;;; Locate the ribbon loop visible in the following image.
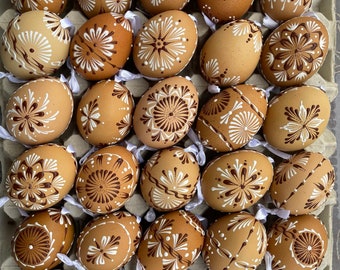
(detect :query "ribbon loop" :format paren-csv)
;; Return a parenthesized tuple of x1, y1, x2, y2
(265, 251, 273, 270)
(79, 146, 98, 166)
(201, 12, 216, 32)
(124, 10, 143, 37)
(57, 253, 85, 270)
(262, 14, 279, 29)
(0, 196, 10, 208)
(63, 194, 96, 217)
(0, 71, 27, 83)
(247, 138, 292, 160)
(0, 126, 17, 142)
(144, 207, 156, 223)
(184, 180, 204, 211)
(185, 129, 206, 166)
(207, 84, 221, 94)
(255, 203, 290, 222)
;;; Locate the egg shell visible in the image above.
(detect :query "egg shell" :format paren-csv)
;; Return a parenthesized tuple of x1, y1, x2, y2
(263, 86, 331, 152)
(77, 0, 132, 18)
(133, 10, 198, 78)
(267, 214, 328, 269)
(77, 211, 142, 270)
(196, 84, 267, 152)
(270, 151, 335, 215)
(5, 77, 73, 145)
(260, 16, 329, 87)
(202, 211, 267, 270)
(75, 145, 139, 214)
(5, 143, 77, 211)
(200, 19, 262, 87)
(12, 0, 68, 15)
(76, 80, 134, 146)
(0, 10, 71, 80)
(261, 0, 312, 21)
(197, 0, 253, 23)
(137, 210, 205, 270)
(201, 150, 273, 212)
(69, 12, 133, 81)
(140, 146, 200, 212)
(12, 208, 75, 270)
(140, 0, 190, 15)
(133, 76, 199, 149)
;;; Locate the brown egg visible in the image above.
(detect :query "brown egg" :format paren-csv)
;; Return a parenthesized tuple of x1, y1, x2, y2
(263, 86, 331, 152)
(75, 145, 139, 214)
(196, 84, 267, 152)
(261, 0, 312, 21)
(77, 211, 142, 270)
(267, 215, 328, 269)
(140, 146, 200, 212)
(201, 150, 273, 212)
(260, 16, 329, 87)
(140, 0, 190, 15)
(133, 10, 198, 78)
(5, 77, 73, 145)
(270, 151, 335, 215)
(133, 76, 199, 149)
(69, 12, 133, 81)
(76, 80, 134, 146)
(137, 210, 205, 270)
(197, 0, 253, 23)
(77, 0, 132, 18)
(200, 20, 262, 87)
(5, 144, 77, 211)
(202, 211, 267, 270)
(11, 0, 68, 15)
(12, 208, 75, 270)
(1, 10, 71, 80)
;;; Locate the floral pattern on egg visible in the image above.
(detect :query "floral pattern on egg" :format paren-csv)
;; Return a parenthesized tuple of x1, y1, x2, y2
(77, 0, 131, 17)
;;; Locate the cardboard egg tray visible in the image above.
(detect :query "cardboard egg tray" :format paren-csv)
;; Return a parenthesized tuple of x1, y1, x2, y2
(0, 0, 338, 269)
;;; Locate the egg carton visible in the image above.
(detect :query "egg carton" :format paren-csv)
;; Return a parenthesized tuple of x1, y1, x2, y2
(0, 0, 338, 269)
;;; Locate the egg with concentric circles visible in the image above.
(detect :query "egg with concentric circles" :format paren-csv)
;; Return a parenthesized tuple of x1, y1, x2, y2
(1, 10, 71, 80)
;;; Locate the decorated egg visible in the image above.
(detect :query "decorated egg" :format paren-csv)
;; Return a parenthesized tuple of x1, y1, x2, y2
(263, 86, 331, 152)
(76, 80, 134, 146)
(1, 10, 71, 80)
(202, 211, 267, 270)
(267, 214, 328, 269)
(77, 211, 142, 270)
(133, 76, 199, 149)
(140, 0, 190, 15)
(12, 208, 75, 270)
(261, 0, 312, 21)
(198, 0, 253, 23)
(11, 0, 68, 15)
(69, 12, 133, 81)
(5, 143, 77, 211)
(75, 145, 139, 214)
(5, 77, 73, 145)
(196, 84, 267, 152)
(260, 16, 329, 87)
(201, 150, 273, 212)
(270, 151, 335, 215)
(140, 146, 200, 212)
(77, 0, 132, 18)
(200, 19, 262, 87)
(133, 10, 198, 78)
(137, 210, 205, 269)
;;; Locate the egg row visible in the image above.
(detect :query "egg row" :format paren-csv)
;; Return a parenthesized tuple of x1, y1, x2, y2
(11, 207, 329, 270)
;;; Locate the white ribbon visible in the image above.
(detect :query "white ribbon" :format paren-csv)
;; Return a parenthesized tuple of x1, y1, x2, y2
(57, 253, 85, 270)
(18, 208, 29, 217)
(247, 138, 292, 160)
(66, 144, 76, 155)
(60, 17, 75, 36)
(201, 12, 216, 32)
(0, 71, 27, 83)
(0, 196, 9, 208)
(114, 69, 159, 82)
(0, 126, 17, 142)
(263, 85, 281, 99)
(265, 251, 273, 270)
(136, 258, 145, 270)
(144, 207, 156, 223)
(79, 146, 98, 166)
(262, 14, 279, 29)
(63, 194, 97, 217)
(61, 206, 71, 216)
(184, 180, 204, 211)
(63, 58, 80, 94)
(124, 10, 143, 37)
(188, 14, 198, 25)
(302, 11, 320, 20)
(207, 84, 221, 94)
(196, 213, 208, 231)
(124, 141, 156, 164)
(255, 203, 290, 223)
(185, 129, 206, 166)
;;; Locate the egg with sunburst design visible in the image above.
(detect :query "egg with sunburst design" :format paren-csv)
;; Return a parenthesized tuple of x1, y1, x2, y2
(12, 208, 75, 270)
(1, 10, 71, 80)
(133, 76, 199, 149)
(75, 145, 139, 214)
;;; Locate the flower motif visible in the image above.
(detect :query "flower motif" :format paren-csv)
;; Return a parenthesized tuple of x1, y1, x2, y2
(77, 0, 95, 12)
(136, 15, 187, 73)
(151, 0, 165, 6)
(87, 235, 120, 265)
(80, 99, 101, 136)
(202, 90, 231, 116)
(291, 229, 324, 268)
(43, 11, 70, 43)
(48, 209, 72, 226)
(106, 0, 130, 13)
(281, 101, 324, 145)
